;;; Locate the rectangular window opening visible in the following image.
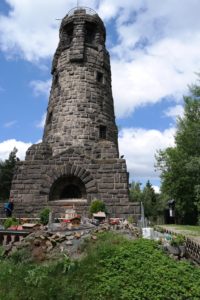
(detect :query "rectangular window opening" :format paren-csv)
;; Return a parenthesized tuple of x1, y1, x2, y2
(96, 71, 103, 83)
(85, 22, 96, 45)
(99, 125, 107, 139)
(63, 22, 74, 46)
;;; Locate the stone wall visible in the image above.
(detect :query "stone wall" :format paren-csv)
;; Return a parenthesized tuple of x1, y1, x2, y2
(9, 143, 140, 219)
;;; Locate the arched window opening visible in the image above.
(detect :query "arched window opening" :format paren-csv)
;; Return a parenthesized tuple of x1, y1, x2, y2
(60, 184, 82, 199)
(49, 175, 86, 201)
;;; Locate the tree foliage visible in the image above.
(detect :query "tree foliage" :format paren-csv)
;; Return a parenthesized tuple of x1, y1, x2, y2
(0, 148, 19, 202)
(143, 180, 157, 220)
(130, 181, 161, 222)
(129, 181, 142, 202)
(156, 80, 200, 224)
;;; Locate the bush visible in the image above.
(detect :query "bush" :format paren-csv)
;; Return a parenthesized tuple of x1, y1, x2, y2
(170, 234, 185, 247)
(3, 217, 19, 229)
(39, 207, 50, 225)
(89, 199, 106, 214)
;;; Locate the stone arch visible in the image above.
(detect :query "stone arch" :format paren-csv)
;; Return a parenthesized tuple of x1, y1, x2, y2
(41, 164, 97, 201)
(49, 175, 86, 200)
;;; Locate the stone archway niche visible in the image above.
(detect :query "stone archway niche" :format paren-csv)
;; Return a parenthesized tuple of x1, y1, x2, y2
(49, 175, 86, 201)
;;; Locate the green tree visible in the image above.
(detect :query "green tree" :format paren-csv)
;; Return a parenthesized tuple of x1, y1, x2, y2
(142, 180, 157, 220)
(156, 80, 200, 224)
(129, 181, 142, 202)
(0, 148, 19, 202)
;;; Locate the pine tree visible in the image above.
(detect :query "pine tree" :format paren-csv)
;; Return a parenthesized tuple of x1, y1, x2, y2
(0, 148, 19, 201)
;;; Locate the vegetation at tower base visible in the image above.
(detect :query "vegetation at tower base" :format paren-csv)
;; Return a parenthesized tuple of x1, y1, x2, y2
(39, 207, 51, 225)
(89, 199, 106, 214)
(156, 79, 200, 225)
(1, 232, 200, 299)
(0, 148, 19, 202)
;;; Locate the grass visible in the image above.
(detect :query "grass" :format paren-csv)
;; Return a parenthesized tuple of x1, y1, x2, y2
(162, 224, 200, 237)
(0, 232, 200, 299)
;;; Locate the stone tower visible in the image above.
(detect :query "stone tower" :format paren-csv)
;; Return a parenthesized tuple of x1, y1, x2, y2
(10, 8, 140, 218)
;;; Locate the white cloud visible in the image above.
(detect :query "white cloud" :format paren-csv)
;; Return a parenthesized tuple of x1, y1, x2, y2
(30, 79, 51, 97)
(152, 185, 160, 194)
(3, 120, 17, 128)
(0, 1, 200, 116)
(111, 35, 200, 118)
(118, 127, 175, 180)
(36, 113, 46, 128)
(107, 1, 200, 117)
(0, 0, 97, 62)
(0, 139, 32, 160)
(164, 104, 184, 121)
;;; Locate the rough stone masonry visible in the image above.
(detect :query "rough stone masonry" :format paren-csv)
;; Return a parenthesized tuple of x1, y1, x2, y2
(10, 7, 140, 219)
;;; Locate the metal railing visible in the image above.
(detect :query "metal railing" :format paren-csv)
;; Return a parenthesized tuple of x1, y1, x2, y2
(67, 7, 97, 16)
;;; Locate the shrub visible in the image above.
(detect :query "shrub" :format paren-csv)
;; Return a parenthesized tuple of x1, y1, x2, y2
(3, 217, 19, 229)
(89, 199, 106, 214)
(170, 234, 185, 247)
(39, 207, 50, 225)
(127, 215, 136, 224)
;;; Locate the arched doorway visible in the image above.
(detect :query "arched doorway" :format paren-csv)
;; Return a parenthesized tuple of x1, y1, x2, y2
(49, 175, 86, 200)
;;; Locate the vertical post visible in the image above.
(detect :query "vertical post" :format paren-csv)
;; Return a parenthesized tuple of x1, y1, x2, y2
(48, 211, 53, 231)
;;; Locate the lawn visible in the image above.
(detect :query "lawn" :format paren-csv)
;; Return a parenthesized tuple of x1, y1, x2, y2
(160, 224, 200, 237)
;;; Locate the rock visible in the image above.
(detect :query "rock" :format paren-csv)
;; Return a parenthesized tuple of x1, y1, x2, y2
(65, 232, 73, 236)
(47, 237, 57, 246)
(66, 235, 74, 240)
(91, 235, 97, 240)
(46, 240, 53, 248)
(167, 245, 180, 256)
(34, 239, 41, 247)
(179, 245, 186, 257)
(56, 235, 66, 242)
(46, 246, 53, 253)
(9, 246, 18, 255)
(66, 241, 73, 246)
(3, 244, 12, 252)
(74, 232, 81, 239)
(25, 236, 35, 243)
(32, 247, 45, 261)
(13, 241, 23, 248)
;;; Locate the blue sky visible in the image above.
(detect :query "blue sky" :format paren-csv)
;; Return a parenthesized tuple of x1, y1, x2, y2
(1, 0, 200, 192)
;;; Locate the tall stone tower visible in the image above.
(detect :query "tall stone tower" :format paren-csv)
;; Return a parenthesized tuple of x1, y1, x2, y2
(10, 8, 140, 218)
